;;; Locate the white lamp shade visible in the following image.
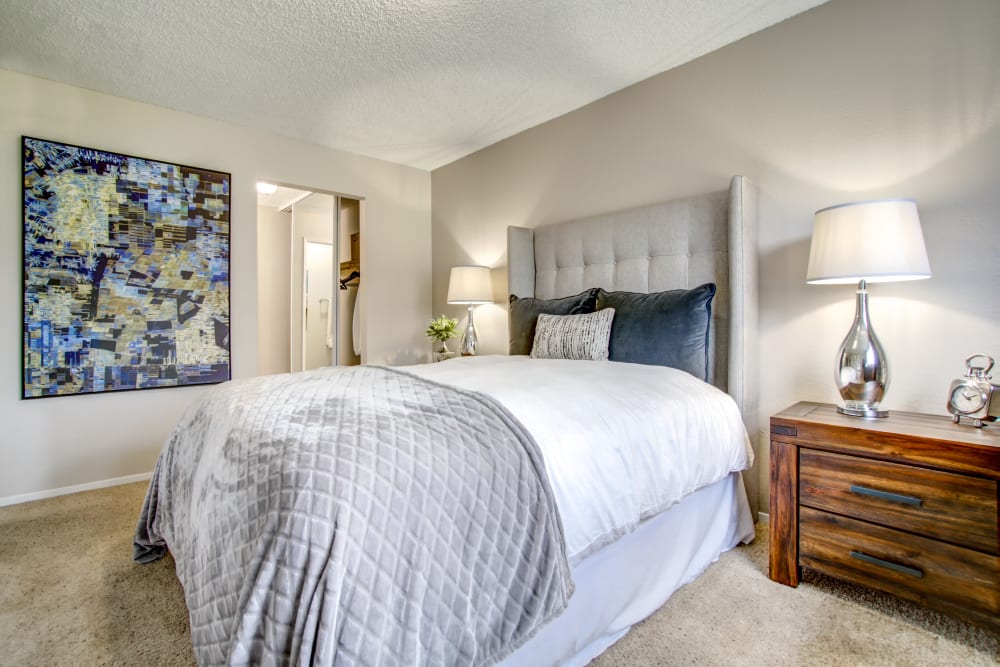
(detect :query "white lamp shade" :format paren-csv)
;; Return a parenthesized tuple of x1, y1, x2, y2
(806, 199, 931, 284)
(447, 265, 493, 304)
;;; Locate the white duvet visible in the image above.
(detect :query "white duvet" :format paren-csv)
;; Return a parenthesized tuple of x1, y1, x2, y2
(406, 355, 753, 564)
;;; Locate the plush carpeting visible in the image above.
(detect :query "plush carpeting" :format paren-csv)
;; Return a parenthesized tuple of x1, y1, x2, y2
(0, 482, 996, 666)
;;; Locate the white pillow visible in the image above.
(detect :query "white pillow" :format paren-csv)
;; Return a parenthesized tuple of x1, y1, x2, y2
(530, 308, 615, 361)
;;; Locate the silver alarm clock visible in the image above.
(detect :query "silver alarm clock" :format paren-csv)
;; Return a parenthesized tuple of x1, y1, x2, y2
(947, 354, 1000, 428)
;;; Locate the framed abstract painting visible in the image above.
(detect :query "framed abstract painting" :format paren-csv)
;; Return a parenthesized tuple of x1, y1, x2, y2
(22, 136, 231, 399)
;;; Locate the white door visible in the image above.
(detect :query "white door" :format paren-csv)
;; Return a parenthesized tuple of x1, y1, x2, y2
(302, 240, 334, 370)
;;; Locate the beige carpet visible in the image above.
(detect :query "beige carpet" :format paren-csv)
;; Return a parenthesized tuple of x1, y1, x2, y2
(0, 482, 995, 666)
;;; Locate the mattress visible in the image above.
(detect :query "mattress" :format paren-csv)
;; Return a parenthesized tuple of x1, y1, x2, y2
(407, 355, 754, 564)
(136, 355, 755, 665)
(409, 355, 756, 665)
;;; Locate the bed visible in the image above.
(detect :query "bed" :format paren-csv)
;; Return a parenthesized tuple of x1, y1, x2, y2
(134, 175, 759, 666)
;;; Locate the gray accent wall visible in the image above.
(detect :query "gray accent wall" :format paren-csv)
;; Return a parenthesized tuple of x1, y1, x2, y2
(431, 0, 1000, 512)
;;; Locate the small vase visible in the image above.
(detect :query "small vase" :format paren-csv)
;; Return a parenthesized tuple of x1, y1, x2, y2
(434, 340, 452, 362)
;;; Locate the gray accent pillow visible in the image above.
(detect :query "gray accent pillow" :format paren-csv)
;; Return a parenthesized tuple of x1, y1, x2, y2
(508, 288, 600, 356)
(530, 308, 616, 361)
(596, 283, 716, 380)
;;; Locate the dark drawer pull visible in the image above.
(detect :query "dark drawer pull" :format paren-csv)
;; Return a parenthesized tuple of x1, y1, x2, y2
(849, 484, 923, 507)
(850, 551, 923, 578)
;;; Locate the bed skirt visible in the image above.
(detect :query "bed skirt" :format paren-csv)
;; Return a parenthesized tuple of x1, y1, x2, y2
(499, 471, 755, 666)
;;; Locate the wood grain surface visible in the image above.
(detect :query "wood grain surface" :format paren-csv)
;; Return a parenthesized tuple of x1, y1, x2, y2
(771, 402, 1000, 479)
(769, 439, 799, 586)
(799, 448, 998, 554)
(799, 506, 999, 630)
(769, 402, 1000, 632)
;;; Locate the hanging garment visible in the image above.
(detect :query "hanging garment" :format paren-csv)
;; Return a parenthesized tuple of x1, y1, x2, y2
(352, 280, 361, 357)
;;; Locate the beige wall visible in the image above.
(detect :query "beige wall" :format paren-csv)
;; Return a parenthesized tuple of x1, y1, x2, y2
(257, 205, 292, 375)
(2, 69, 431, 502)
(431, 0, 1000, 511)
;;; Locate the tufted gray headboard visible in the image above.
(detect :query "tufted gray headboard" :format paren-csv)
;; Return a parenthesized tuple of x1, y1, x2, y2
(507, 176, 758, 474)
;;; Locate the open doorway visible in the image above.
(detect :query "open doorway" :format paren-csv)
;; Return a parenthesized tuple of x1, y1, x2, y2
(257, 185, 363, 375)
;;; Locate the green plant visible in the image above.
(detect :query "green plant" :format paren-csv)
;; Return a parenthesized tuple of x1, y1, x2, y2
(424, 314, 459, 343)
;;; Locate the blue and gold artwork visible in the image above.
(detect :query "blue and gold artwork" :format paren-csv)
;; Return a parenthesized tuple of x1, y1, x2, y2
(22, 137, 231, 398)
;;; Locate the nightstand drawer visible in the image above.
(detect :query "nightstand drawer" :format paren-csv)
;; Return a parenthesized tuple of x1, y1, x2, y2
(800, 448, 998, 554)
(800, 507, 1000, 620)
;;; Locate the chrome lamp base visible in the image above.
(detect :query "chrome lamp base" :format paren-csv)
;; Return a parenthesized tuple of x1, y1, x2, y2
(835, 280, 889, 419)
(837, 405, 889, 418)
(460, 305, 479, 356)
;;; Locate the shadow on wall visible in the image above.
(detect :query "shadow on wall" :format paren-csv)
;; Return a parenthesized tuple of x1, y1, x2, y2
(431, 221, 510, 355)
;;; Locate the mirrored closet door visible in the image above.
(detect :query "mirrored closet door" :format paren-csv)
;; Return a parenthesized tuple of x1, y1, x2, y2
(256, 186, 362, 375)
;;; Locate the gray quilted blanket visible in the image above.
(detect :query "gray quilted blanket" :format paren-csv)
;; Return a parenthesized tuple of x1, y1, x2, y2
(134, 365, 573, 666)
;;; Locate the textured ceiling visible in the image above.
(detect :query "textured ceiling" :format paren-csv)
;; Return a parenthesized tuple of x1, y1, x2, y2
(1, 0, 826, 171)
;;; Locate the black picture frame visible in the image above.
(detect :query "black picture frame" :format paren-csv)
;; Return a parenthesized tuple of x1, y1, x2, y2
(22, 136, 231, 399)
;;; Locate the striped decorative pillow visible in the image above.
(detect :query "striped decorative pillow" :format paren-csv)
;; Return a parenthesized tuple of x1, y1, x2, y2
(530, 308, 615, 361)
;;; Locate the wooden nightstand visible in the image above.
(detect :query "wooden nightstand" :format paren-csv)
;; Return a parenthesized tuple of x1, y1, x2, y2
(769, 402, 1000, 631)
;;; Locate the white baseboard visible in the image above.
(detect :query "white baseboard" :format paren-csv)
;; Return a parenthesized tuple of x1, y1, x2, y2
(0, 472, 153, 508)
(757, 511, 769, 524)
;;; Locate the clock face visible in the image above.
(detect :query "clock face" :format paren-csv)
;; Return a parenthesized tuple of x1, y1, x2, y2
(950, 383, 987, 415)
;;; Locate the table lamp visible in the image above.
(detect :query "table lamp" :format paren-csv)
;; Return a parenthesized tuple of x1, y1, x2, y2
(447, 265, 493, 356)
(806, 199, 931, 417)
